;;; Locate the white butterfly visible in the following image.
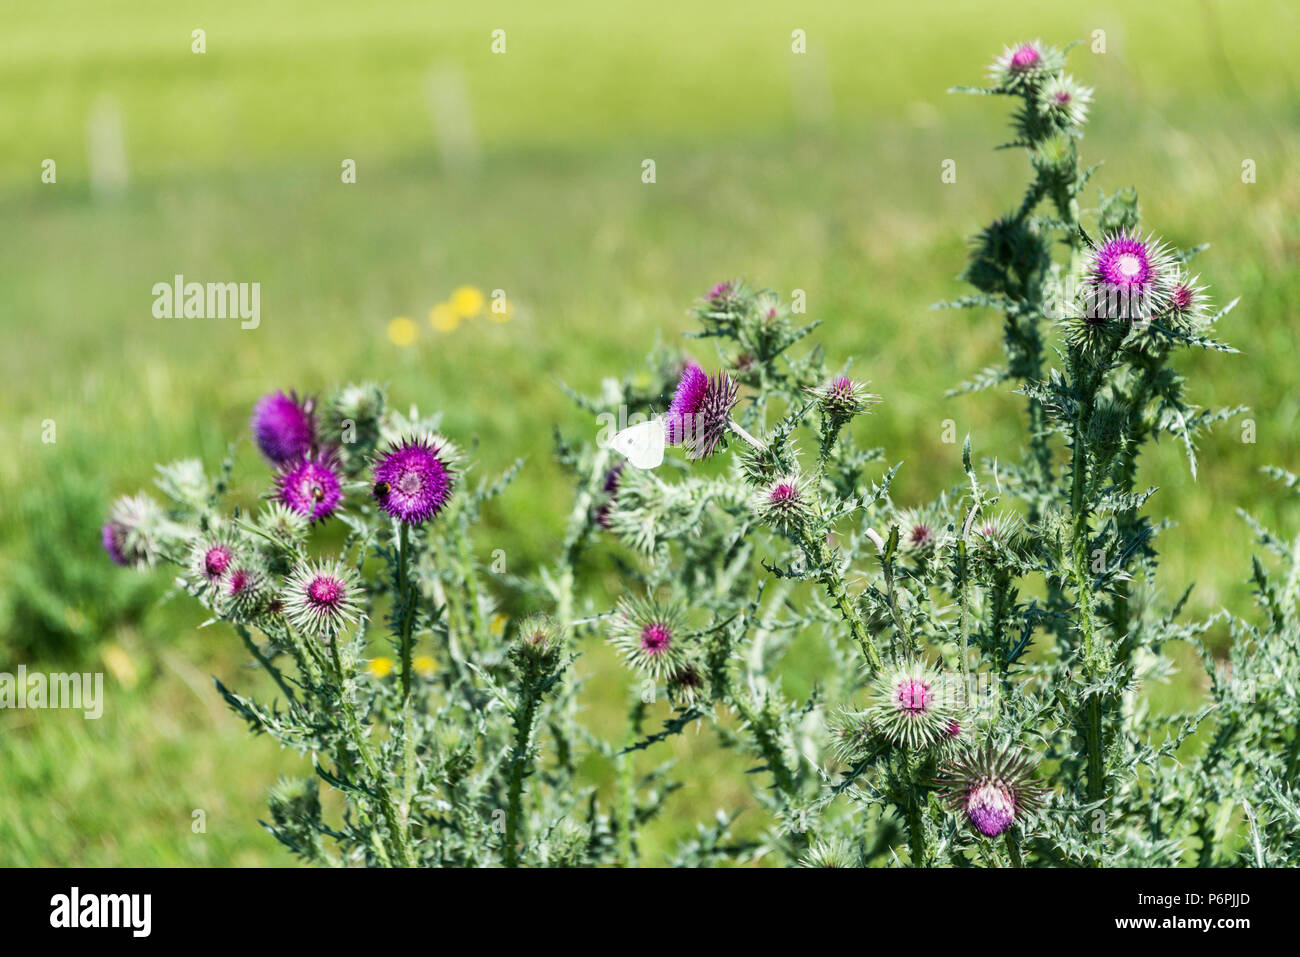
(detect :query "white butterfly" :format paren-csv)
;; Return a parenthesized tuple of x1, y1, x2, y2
(609, 417, 665, 469)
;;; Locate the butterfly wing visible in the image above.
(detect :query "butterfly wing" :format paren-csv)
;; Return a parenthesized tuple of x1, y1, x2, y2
(610, 418, 665, 469)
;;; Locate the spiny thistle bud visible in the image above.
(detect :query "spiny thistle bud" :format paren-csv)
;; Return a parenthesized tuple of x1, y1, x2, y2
(101, 493, 167, 568)
(896, 507, 941, 553)
(370, 435, 457, 525)
(276, 452, 344, 523)
(1165, 272, 1211, 328)
(251, 390, 315, 465)
(217, 561, 270, 621)
(512, 613, 564, 672)
(663, 362, 740, 460)
(186, 530, 240, 593)
(751, 474, 813, 533)
(282, 558, 364, 639)
(806, 376, 879, 421)
(592, 462, 624, 530)
(1038, 74, 1093, 127)
(608, 594, 690, 681)
(257, 500, 310, 545)
(800, 837, 861, 869)
(938, 743, 1046, 838)
(319, 382, 386, 472)
(970, 512, 1027, 563)
(988, 39, 1063, 91)
(666, 664, 705, 708)
(865, 660, 965, 750)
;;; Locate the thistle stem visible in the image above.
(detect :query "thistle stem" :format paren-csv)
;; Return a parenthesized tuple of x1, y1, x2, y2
(504, 677, 541, 868)
(728, 418, 766, 451)
(330, 635, 414, 867)
(394, 521, 418, 858)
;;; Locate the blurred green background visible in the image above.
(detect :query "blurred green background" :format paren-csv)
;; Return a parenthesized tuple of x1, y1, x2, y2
(2, 0, 1297, 865)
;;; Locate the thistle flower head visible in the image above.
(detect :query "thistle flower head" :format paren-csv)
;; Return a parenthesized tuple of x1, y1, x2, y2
(988, 40, 1061, 89)
(971, 512, 1024, 559)
(704, 280, 739, 311)
(592, 463, 625, 530)
(282, 558, 363, 639)
(276, 452, 344, 523)
(608, 594, 690, 680)
(938, 743, 1046, 838)
(257, 501, 311, 544)
(896, 507, 940, 553)
(101, 494, 166, 568)
(807, 376, 879, 421)
(666, 664, 705, 707)
(1165, 272, 1211, 327)
(370, 435, 457, 525)
(186, 531, 239, 591)
(865, 659, 963, 750)
(1038, 74, 1093, 127)
(800, 838, 861, 869)
(751, 474, 812, 533)
(663, 363, 739, 460)
(251, 390, 315, 465)
(1083, 230, 1177, 322)
(512, 613, 565, 671)
(218, 561, 269, 620)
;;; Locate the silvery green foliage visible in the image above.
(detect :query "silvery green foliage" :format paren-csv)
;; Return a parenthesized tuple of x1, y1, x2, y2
(114, 390, 680, 867)
(108, 42, 1300, 867)
(565, 43, 1296, 867)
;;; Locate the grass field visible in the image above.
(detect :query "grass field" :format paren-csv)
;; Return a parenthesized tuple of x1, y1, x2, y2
(2, 1, 1298, 865)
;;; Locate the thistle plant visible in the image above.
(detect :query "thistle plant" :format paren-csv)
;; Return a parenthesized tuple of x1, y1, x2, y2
(105, 41, 1298, 868)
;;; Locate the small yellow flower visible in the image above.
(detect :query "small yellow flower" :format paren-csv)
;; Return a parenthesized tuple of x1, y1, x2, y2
(101, 643, 139, 690)
(490, 612, 509, 637)
(413, 654, 437, 677)
(450, 285, 485, 318)
(430, 302, 460, 333)
(387, 316, 418, 347)
(367, 657, 395, 678)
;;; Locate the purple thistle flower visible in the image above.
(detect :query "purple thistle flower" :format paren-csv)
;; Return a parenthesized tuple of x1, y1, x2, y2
(251, 391, 315, 465)
(939, 743, 1047, 838)
(218, 563, 269, 620)
(102, 521, 129, 566)
(187, 531, 240, 591)
(1009, 43, 1040, 71)
(276, 452, 343, 522)
(100, 494, 165, 568)
(866, 660, 962, 749)
(807, 375, 879, 420)
(707, 281, 733, 302)
(1085, 230, 1176, 321)
(664, 362, 740, 460)
(664, 362, 708, 444)
(1095, 235, 1155, 288)
(752, 474, 812, 532)
(593, 463, 624, 529)
(283, 559, 363, 639)
(608, 595, 690, 680)
(371, 436, 456, 526)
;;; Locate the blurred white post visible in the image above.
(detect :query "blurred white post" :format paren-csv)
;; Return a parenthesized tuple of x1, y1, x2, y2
(426, 64, 481, 173)
(87, 95, 129, 199)
(790, 49, 834, 132)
